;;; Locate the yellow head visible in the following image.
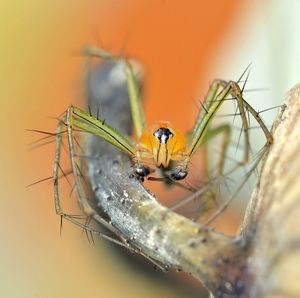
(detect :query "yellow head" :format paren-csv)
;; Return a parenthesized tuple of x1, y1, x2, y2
(138, 121, 186, 169)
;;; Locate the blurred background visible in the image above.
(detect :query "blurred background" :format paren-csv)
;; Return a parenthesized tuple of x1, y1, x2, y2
(1, 0, 300, 297)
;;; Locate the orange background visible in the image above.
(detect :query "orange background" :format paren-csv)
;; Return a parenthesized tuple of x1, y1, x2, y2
(1, 1, 251, 297)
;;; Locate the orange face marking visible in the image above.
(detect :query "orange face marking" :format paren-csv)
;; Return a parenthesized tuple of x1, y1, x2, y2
(138, 121, 186, 168)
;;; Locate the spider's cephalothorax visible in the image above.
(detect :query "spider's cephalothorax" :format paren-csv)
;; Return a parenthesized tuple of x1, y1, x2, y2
(134, 121, 189, 180)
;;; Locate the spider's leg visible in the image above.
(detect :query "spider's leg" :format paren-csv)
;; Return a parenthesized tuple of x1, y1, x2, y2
(187, 81, 247, 160)
(242, 99, 273, 147)
(191, 80, 221, 139)
(184, 79, 273, 222)
(124, 60, 146, 138)
(70, 105, 152, 179)
(53, 116, 93, 233)
(83, 45, 146, 138)
(201, 124, 231, 178)
(187, 79, 272, 166)
(212, 79, 273, 160)
(70, 106, 136, 156)
(193, 124, 232, 211)
(54, 107, 137, 241)
(53, 114, 67, 218)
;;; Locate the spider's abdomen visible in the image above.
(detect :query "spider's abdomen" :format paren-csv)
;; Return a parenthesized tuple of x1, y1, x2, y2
(138, 121, 186, 168)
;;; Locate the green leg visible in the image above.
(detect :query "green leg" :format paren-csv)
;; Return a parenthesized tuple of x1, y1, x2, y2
(201, 124, 231, 178)
(183, 78, 273, 219)
(55, 108, 129, 234)
(188, 79, 272, 165)
(188, 80, 249, 162)
(83, 46, 146, 138)
(196, 124, 231, 213)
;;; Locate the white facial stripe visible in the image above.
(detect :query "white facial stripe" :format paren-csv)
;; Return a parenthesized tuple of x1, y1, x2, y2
(160, 134, 168, 144)
(153, 128, 174, 144)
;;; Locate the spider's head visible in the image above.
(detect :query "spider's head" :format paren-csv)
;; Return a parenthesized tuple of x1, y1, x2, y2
(139, 121, 186, 169)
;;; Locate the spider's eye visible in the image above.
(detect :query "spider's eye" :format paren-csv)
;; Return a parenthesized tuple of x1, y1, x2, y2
(135, 165, 150, 178)
(153, 127, 174, 144)
(170, 168, 188, 180)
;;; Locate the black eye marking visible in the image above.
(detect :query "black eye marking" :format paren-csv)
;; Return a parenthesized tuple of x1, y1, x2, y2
(153, 128, 174, 144)
(170, 168, 188, 180)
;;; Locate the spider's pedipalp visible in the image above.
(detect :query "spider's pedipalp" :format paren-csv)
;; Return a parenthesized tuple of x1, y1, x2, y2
(134, 164, 151, 181)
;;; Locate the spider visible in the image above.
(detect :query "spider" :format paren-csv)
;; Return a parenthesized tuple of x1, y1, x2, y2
(53, 46, 273, 222)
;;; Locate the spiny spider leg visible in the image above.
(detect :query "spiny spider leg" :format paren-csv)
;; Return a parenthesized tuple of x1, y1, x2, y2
(188, 80, 249, 162)
(201, 123, 231, 178)
(175, 76, 273, 214)
(83, 45, 146, 138)
(188, 79, 273, 173)
(53, 111, 130, 245)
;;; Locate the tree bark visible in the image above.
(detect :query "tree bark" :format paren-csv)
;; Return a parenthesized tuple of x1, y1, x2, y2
(240, 84, 300, 298)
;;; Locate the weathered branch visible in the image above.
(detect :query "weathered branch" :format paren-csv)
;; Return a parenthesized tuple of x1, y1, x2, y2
(241, 84, 300, 298)
(85, 62, 300, 297)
